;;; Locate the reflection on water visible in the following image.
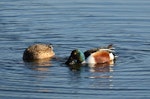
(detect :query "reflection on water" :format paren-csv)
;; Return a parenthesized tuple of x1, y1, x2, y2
(88, 76, 114, 89)
(89, 65, 114, 73)
(26, 65, 50, 71)
(24, 58, 52, 71)
(68, 61, 114, 72)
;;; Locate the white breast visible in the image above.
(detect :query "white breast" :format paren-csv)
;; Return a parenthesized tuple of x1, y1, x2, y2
(109, 53, 114, 60)
(86, 55, 96, 64)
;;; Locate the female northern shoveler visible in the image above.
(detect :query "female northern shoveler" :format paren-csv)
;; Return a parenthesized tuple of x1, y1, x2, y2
(65, 44, 116, 66)
(23, 44, 55, 61)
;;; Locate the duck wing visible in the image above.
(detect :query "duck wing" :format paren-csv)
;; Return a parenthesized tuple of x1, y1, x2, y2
(84, 44, 115, 59)
(84, 48, 99, 58)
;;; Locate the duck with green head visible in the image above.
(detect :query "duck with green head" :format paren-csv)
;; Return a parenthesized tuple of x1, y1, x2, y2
(65, 44, 116, 67)
(65, 49, 85, 65)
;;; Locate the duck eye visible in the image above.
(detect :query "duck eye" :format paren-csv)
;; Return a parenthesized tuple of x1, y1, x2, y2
(73, 52, 77, 55)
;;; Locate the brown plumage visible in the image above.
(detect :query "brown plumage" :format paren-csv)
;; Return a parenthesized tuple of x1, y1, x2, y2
(92, 50, 111, 64)
(23, 44, 55, 61)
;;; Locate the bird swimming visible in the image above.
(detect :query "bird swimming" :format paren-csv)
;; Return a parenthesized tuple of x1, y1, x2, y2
(65, 44, 116, 67)
(23, 43, 55, 61)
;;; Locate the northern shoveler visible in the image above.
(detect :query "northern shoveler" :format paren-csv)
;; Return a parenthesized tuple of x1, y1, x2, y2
(23, 44, 55, 61)
(65, 44, 116, 67)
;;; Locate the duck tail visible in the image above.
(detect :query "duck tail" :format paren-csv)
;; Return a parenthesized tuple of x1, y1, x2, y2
(107, 44, 115, 50)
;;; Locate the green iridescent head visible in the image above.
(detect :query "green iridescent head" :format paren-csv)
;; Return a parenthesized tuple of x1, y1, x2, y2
(65, 49, 85, 66)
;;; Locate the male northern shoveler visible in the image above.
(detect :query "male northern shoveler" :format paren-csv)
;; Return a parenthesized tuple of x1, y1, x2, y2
(23, 44, 55, 61)
(65, 44, 116, 66)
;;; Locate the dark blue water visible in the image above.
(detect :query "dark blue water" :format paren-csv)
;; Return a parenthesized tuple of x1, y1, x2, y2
(0, 0, 150, 99)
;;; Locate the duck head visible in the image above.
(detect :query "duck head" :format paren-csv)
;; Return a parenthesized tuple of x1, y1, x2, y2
(65, 49, 85, 66)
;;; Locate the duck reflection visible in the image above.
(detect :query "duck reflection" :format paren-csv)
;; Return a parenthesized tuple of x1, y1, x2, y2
(89, 62, 114, 73)
(88, 64, 114, 89)
(68, 61, 114, 72)
(24, 58, 52, 71)
(68, 63, 83, 71)
(67, 64, 114, 90)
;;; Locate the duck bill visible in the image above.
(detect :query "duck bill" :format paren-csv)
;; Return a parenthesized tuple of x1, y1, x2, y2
(65, 56, 75, 65)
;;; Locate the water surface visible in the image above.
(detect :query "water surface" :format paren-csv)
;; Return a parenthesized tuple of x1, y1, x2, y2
(0, 0, 150, 99)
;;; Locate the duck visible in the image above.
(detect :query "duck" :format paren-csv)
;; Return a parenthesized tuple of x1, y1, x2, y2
(65, 44, 116, 67)
(23, 43, 55, 61)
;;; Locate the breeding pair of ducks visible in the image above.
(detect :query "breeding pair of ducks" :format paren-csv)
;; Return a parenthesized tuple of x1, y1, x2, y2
(23, 44, 117, 66)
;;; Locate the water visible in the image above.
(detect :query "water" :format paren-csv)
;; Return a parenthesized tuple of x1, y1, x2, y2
(0, 0, 150, 99)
